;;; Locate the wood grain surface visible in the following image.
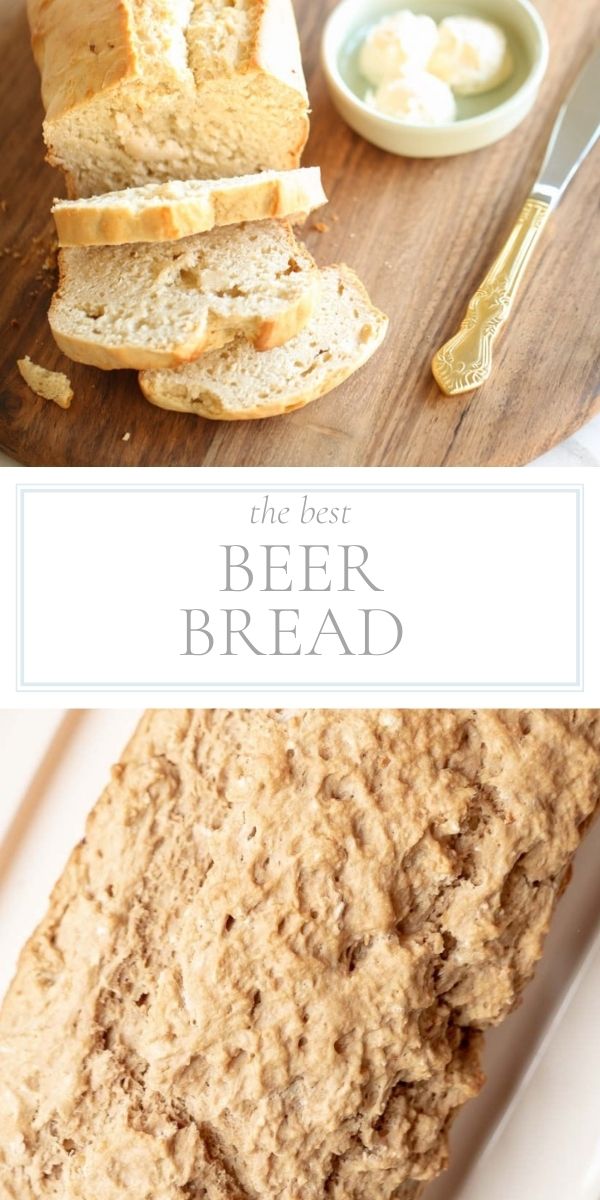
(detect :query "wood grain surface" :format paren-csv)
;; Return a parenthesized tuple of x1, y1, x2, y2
(0, 0, 598, 466)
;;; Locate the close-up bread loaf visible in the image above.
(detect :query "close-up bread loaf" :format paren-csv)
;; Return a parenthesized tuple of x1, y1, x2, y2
(27, 0, 310, 197)
(1, 709, 599, 1200)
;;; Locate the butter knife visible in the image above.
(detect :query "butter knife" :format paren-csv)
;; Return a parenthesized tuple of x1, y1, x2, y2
(432, 49, 600, 397)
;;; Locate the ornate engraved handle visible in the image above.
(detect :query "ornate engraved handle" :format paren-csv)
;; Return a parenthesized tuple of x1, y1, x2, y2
(432, 196, 552, 397)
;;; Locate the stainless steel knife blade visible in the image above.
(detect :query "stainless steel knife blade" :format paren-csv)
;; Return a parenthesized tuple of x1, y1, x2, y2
(534, 48, 600, 206)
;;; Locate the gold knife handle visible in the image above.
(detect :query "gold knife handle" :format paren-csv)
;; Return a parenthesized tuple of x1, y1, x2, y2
(432, 196, 552, 397)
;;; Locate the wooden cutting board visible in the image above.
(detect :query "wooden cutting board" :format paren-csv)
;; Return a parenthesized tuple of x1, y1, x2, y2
(0, 0, 598, 467)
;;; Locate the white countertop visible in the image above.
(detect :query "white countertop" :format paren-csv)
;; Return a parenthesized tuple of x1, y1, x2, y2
(1, 413, 600, 468)
(529, 411, 600, 468)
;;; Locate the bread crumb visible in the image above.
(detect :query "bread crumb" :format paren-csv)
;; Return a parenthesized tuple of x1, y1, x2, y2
(122, 432, 131, 442)
(43, 234, 58, 266)
(17, 356, 73, 409)
(312, 220, 330, 233)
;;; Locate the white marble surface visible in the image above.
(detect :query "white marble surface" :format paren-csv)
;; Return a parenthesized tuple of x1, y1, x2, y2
(1, 412, 599, 469)
(529, 410, 600, 468)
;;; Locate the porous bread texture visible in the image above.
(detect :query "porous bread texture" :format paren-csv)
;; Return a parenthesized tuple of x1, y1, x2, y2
(16, 356, 73, 408)
(49, 220, 320, 371)
(52, 168, 328, 247)
(139, 264, 389, 418)
(27, 0, 310, 197)
(0, 709, 599, 1200)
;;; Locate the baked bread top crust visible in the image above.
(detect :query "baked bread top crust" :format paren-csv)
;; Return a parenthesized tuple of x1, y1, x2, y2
(1, 709, 598, 1199)
(27, 0, 310, 195)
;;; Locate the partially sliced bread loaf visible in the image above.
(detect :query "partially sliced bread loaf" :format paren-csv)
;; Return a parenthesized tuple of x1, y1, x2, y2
(49, 221, 320, 371)
(27, 0, 310, 197)
(140, 265, 389, 418)
(52, 168, 327, 247)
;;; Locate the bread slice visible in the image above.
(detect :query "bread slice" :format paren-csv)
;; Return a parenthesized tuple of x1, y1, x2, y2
(49, 221, 320, 371)
(140, 265, 389, 418)
(27, 0, 310, 197)
(52, 168, 328, 247)
(0, 710, 598, 1200)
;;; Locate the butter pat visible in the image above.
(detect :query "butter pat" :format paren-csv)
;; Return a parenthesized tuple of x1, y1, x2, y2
(359, 10, 438, 86)
(428, 15, 513, 95)
(369, 70, 457, 124)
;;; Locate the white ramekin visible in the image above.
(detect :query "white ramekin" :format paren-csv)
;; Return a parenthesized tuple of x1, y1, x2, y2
(322, 0, 549, 157)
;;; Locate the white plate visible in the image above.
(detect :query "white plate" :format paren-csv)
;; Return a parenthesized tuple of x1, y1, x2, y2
(0, 710, 599, 1199)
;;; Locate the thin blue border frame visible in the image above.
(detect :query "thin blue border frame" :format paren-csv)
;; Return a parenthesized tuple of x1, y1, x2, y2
(16, 483, 584, 692)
